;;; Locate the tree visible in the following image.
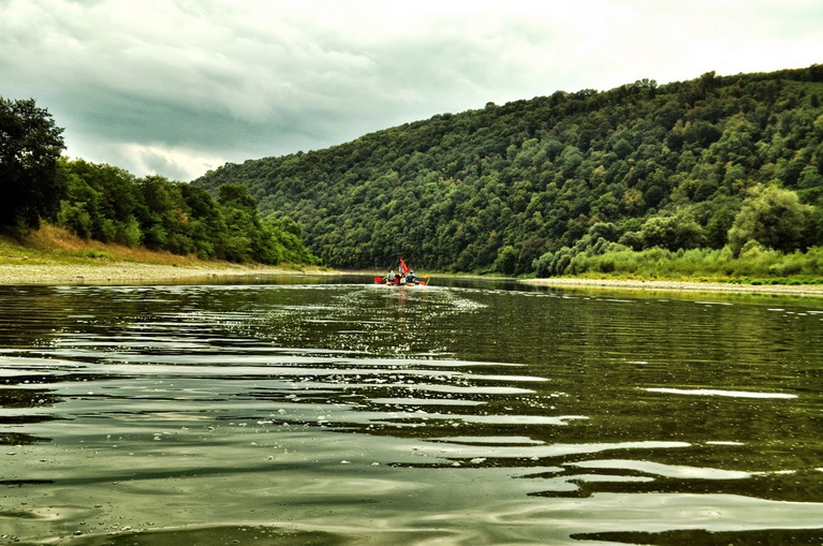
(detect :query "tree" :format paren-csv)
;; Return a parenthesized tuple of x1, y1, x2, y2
(0, 98, 66, 230)
(218, 183, 258, 211)
(493, 245, 518, 274)
(727, 184, 813, 255)
(637, 213, 705, 251)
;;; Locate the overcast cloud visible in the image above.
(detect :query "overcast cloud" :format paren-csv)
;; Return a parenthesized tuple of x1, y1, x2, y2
(2, 0, 821, 181)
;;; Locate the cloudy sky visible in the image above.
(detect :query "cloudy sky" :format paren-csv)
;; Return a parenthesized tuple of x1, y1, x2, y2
(3, 0, 821, 181)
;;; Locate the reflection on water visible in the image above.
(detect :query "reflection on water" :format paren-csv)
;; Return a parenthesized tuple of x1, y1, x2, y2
(1, 277, 822, 544)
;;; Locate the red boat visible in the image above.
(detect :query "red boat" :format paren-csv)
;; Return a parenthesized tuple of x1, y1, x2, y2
(374, 256, 428, 286)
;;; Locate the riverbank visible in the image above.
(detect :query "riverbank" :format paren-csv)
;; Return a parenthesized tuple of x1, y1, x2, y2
(0, 262, 329, 286)
(522, 277, 823, 297)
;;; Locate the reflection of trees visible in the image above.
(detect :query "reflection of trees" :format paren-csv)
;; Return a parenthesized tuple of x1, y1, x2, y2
(0, 387, 60, 408)
(0, 284, 184, 351)
(0, 432, 49, 445)
(0, 386, 59, 442)
(0, 287, 73, 348)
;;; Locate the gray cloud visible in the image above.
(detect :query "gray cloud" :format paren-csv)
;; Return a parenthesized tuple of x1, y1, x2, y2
(2, 0, 821, 180)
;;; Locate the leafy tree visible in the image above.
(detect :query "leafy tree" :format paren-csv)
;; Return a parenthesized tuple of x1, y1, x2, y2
(492, 245, 518, 274)
(728, 184, 814, 255)
(0, 97, 65, 230)
(218, 183, 258, 211)
(634, 212, 705, 251)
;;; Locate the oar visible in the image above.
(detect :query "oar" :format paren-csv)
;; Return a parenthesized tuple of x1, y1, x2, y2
(374, 276, 385, 284)
(419, 274, 430, 286)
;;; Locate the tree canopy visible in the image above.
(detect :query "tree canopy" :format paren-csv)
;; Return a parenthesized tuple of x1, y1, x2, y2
(0, 97, 65, 231)
(192, 65, 823, 275)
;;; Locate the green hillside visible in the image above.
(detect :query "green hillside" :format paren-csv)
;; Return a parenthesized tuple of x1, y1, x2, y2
(192, 65, 823, 277)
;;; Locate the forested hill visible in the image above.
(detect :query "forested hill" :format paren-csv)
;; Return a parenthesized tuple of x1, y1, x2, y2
(192, 65, 823, 275)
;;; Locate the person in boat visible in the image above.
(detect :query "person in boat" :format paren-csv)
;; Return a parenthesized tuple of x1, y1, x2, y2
(406, 270, 417, 284)
(386, 270, 396, 284)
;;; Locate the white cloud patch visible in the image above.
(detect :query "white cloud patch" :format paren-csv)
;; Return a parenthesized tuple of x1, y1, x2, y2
(2, 0, 821, 180)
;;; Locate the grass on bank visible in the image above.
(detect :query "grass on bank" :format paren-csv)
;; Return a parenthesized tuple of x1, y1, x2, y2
(0, 224, 310, 269)
(560, 245, 823, 286)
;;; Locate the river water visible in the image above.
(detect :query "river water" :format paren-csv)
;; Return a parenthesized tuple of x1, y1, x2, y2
(1, 276, 821, 545)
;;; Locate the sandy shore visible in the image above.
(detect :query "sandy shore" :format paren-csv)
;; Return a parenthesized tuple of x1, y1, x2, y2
(522, 277, 823, 297)
(0, 262, 327, 286)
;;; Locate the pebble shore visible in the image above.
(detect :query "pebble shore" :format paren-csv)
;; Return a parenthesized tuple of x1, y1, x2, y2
(522, 277, 823, 297)
(0, 263, 313, 286)
(2, 263, 822, 298)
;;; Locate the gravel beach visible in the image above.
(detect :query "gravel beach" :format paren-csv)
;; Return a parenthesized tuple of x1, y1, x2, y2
(522, 277, 823, 297)
(0, 262, 320, 286)
(2, 263, 822, 297)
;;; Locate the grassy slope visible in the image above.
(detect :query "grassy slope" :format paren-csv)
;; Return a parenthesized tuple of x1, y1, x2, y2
(0, 224, 227, 267)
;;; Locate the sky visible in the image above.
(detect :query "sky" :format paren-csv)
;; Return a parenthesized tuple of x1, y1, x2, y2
(2, 0, 822, 181)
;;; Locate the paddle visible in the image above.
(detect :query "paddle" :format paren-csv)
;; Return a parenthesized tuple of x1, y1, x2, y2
(374, 276, 385, 284)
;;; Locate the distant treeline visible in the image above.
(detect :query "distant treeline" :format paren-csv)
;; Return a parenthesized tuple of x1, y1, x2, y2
(193, 65, 823, 277)
(56, 159, 319, 265)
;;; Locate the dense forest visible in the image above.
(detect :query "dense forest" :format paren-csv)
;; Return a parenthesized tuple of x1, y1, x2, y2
(193, 65, 823, 278)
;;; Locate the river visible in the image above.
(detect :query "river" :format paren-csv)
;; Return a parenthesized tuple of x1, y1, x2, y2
(1, 276, 821, 545)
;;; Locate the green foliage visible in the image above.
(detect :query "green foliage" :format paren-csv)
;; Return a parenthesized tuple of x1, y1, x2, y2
(56, 159, 319, 266)
(0, 97, 66, 231)
(633, 213, 705, 251)
(189, 65, 823, 274)
(556, 245, 823, 279)
(727, 183, 814, 255)
(492, 245, 518, 274)
(58, 158, 140, 245)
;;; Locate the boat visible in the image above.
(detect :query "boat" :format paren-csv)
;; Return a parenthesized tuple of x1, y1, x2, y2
(374, 256, 428, 286)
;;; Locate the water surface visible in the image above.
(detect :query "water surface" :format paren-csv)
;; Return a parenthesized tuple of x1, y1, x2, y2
(1, 276, 822, 544)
